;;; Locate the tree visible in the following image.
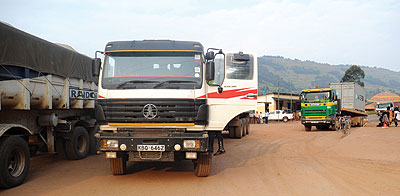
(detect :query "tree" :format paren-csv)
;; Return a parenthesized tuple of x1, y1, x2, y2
(341, 65, 365, 87)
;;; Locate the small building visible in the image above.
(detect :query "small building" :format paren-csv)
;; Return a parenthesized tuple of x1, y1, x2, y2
(258, 92, 301, 113)
(365, 102, 376, 112)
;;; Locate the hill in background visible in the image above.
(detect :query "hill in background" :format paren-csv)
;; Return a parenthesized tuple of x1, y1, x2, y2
(257, 56, 400, 99)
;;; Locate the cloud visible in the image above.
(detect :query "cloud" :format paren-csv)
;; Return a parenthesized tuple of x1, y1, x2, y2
(1, 0, 399, 70)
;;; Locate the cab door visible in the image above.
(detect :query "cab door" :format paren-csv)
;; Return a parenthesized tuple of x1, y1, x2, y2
(205, 52, 258, 130)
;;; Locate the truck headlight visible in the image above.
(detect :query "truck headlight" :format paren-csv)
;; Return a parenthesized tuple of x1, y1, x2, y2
(183, 140, 200, 149)
(102, 139, 119, 149)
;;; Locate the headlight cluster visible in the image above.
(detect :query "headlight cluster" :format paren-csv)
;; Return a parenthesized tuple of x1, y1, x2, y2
(102, 139, 119, 150)
(183, 140, 200, 149)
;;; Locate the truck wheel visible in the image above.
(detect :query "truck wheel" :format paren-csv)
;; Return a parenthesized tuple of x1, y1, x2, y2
(0, 136, 30, 188)
(283, 117, 289, 122)
(334, 117, 340, 131)
(194, 153, 212, 177)
(241, 119, 246, 137)
(56, 137, 68, 159)
(65, 126, 90, 160)
(234, 120, 243, 139)
(228, 127, 235, 138)
(305, 125, 312, 132)
(110, 155, 126, 175)
(245, 118, 250, 135)
(89, 125, 99, 155)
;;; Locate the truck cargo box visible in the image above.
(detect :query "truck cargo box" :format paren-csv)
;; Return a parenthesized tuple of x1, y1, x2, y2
(329, 82, 365, 112)
(0, 22, 96, 82)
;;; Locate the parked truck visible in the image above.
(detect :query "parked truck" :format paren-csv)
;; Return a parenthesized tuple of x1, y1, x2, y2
(94, 40, 257, 177)
(300, 82, 367, 131)
(0, 22, 98, 188)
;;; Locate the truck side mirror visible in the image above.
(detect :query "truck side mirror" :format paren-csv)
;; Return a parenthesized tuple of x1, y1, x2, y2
(92, 58, 101, 77)
(205, 51, 214, 60)
(206, 61, 215, 81)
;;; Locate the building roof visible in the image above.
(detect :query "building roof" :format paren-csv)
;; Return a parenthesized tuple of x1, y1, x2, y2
(369, 92, 400, 103)
(301, 88, 332, 92)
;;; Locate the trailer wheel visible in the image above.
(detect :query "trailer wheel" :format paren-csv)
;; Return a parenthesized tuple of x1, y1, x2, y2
(56, 137, 68, 159)
(194, 153, 212, 177)
(65, 126, 90, 160)
(89, 125, 99, 155)
(234, 119, 243, 139)
(0, 136, 30, 188)
(110, 155, 126, 175)
(245, 118, 250, 135)
(305, 125, 312, 132)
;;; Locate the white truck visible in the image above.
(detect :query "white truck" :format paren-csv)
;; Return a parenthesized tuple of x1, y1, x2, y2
(94, 40, 258, 177)
(268, 110, 293, 122)
(0, 22, 98, 188)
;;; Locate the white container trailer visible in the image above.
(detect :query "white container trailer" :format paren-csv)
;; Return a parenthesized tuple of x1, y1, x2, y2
(329, 82, 367, 126)
(0, 22, 98, 188)
(329, 82, 366, 112)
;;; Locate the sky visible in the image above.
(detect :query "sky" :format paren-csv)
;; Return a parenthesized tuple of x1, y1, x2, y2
(1, 0, 399, 71)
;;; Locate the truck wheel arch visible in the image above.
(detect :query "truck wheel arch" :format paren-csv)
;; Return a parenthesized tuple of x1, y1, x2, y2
(0, 124, 33, 139)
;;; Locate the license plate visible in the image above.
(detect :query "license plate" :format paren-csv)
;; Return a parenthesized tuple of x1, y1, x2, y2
(311, 121, 319, 123)
(137, 145, 165, 152)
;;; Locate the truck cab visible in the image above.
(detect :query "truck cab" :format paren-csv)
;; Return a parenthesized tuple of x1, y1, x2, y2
(300, 88, 338, 131)
(94, 40, 257, 177)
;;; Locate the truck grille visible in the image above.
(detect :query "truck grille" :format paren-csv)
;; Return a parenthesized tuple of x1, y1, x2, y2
(97, 99, 205, 123)
(304, 110, 326, 115)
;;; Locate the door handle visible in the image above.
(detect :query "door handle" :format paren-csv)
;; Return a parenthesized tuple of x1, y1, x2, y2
(246, 94, 257, 98)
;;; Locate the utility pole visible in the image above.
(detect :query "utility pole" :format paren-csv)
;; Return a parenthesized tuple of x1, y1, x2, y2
(290, 80, 293, 112)
(277, 76, 282, 122)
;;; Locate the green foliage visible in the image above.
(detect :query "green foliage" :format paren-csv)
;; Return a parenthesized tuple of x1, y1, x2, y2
(341, 65, 365, 86)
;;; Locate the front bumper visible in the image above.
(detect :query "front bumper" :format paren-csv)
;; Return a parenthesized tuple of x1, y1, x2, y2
(301, 116, 334, 125)
(96, 130, 209, 161)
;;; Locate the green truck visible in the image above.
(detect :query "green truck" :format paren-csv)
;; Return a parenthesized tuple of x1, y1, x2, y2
(300, 82, 367, 131)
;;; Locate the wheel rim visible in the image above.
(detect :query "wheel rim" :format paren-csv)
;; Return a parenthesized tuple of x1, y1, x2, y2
(77, 134, 88, 154)
(8, 148, 25, 177)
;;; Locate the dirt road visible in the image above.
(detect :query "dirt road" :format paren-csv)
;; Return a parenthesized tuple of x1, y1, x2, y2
(2, 118, 400, 196)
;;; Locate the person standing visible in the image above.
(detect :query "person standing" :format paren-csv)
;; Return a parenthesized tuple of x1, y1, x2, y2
(255, 111, 260, 124)
(249, 111, 254, 124)
(264, 110, 269, 124)
(260, 112, 264, 124)
(209, 131, 225, 156)
(394, 107, 400, 127)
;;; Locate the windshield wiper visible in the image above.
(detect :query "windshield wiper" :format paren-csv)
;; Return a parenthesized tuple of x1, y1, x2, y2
(116, 80, 158, 89)
(153, 80, 197, 89)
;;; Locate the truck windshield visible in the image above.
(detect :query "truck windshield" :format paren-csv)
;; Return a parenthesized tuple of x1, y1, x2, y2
(302, 92, 330, 101)
(102, 52, 202, 89)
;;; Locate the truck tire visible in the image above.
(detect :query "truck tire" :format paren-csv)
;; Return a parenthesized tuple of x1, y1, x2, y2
(65, 126, 90, 160)
(89, 125, 99, 155)
(194, 153, 212, 177)
(305, 125, 312, 132)
(241, 119, 246, 137)
(283, 117, 289, 122)
(110, 155, 126, 175)
(234, 119, 243, 139)
(245, 118, 250, 135)
(56, 137, 68, 159)
(228, 126, 235, 138)
(0, 136, 30, 188)
(333, 117, 340, 131)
